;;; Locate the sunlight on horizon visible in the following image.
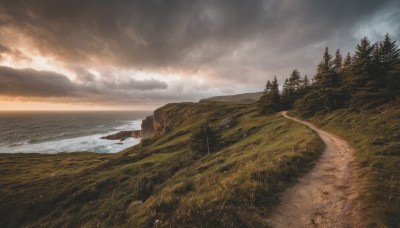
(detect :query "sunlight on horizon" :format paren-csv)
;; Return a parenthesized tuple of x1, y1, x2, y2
(0, 100, 154, 111)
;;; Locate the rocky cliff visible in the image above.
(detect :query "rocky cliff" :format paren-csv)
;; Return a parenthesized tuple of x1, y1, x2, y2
(132, 102, 195, 138)
(132, 115, 155, 138)
(152, 108, 171, 136)
(101, 131, 134, 141)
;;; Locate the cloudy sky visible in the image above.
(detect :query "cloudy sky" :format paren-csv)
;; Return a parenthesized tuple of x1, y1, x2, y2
(0, 0, 399, 110)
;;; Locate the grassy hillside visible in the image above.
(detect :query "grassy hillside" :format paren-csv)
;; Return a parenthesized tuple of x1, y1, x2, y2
(292, 103, 400, 227)
(0, 101, 324, 227)
(200, 92, 262, 104)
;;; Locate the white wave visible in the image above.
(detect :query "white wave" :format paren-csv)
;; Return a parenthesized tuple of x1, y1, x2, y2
(0, 120, 143, 154)
(113, 121, 140, 130)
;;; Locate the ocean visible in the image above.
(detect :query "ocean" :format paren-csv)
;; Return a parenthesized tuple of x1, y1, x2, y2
(0, 111, 151, 154)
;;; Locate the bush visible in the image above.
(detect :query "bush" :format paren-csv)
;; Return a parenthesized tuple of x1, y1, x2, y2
(189, 121, 221, 155)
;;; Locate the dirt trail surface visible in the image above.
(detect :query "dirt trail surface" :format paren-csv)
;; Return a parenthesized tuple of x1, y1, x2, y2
(267, 112, 363, 228)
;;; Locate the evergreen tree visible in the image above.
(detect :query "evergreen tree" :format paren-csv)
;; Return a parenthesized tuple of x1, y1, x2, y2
(387, 63, 400, 102)
(294, 74, 311, 102)
(343, 52, 352, 68)
(379, 33, 400, 71)
(259, 80, 271, 113)
(190, 121, 220, 155)
(259, 76, 281, 114)
(350, 37, 375, 87)
(303, 75, 310, 88)
(265, 80, 272, 92)
(268, 76, 281, 111)
(282, 78, 289, 95)
(379, 34, 400, 101)
(280, 78, 290, 109)
(315, 47, 340, 87)
(372, 44, 386, 87)
(340, 52, 354, 100)
(333, 49, 343, 73)
(349, 37, 386, 109)
(295, 47, 343, 114)
(295, 34, 400, 115)
(293, 90, 324, 117)
(288, 69, 302, 91)
(342, 52, 353, 80)
(280, 69, 302, 109)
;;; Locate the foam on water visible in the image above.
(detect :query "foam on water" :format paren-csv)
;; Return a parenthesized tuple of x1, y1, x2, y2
(0, 120, 142, 154)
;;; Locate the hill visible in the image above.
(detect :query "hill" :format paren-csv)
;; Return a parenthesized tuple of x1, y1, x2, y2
(0, 101, 324, 227)
(199, 92, 262, 104)
(1, 98, 399, 227)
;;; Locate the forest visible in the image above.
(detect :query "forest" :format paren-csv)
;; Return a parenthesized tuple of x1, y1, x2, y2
(259, 34, 400, 116)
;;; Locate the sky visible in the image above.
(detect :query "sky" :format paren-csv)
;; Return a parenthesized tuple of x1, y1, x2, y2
(0, 0, 399, 110)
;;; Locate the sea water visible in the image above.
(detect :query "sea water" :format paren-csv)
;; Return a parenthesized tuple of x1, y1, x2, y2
(0, 111, 151, 154)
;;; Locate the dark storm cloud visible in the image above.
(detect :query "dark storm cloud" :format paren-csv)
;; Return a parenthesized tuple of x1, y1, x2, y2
(0, 66, 76, 97)
(104, 78, 168, 91)
(71, 66, 97, 83)
(1, 0, 398, 71)
(0, 66, 168, 98)
(0, 0, 266, 68)
(0, 0, 399, 107)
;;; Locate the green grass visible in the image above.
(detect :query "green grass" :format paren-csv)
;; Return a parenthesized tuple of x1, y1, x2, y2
(0, 102, 324, 227)
(0, 152, 111, 185)
(291, 103, 400, 227)
(127, 113, 324, 227)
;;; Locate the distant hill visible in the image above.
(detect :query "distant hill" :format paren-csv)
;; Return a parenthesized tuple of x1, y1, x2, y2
(200, 92, 262, 104)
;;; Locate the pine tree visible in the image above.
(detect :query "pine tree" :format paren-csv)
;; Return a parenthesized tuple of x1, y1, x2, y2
(333, 49, 343, 73)
(379, 33, 400, 71)
(295, 34, 400, 115)
(270, 76, 281, 110)
(315, 47, 339, 87)
(295, 47, 343, 114)
(288, 69, 302, 91)
(303, 75, 310, 88)
(280, 78, 290, 109)
(265, 80, 272, 92)
(280, 69, 302, 109)
(282, 78, 289, 95)
(343, 52, 352, 68)
(349, 37, 384, 109)
(372, 44, 386, 87)
(351, 37, 375, 87)
(259, 80, 271, 113)
(190, 121, 220, 155)
(379, 33, 400, 101)
(259, 76, 281, 114)
(387, 63, 400, 102)
(340, 52, 353, 100)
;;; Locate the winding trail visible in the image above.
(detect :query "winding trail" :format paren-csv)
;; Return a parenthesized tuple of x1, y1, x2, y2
(266, 112, 363, 228)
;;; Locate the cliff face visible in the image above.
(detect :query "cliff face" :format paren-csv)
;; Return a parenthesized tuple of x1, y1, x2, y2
(141, 115, 155, 137)
(132, 108, 172, 138)
(132, 103, 194, 138)
(152, 108, 171, 136)
(132, 115, 155, 138)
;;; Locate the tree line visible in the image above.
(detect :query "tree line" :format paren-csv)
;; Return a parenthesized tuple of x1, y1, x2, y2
(191, 33, 399, 156)
(259, 33, 400, 116)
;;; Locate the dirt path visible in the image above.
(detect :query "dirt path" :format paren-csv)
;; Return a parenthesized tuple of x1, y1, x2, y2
(266, 112, 363, 228)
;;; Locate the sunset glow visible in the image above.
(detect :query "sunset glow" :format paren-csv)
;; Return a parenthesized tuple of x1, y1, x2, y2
(0, 99, 154, 111)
